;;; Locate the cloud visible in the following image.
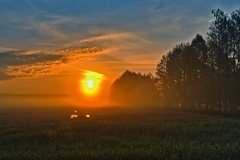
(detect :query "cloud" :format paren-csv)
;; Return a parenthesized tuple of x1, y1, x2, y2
(0, 51, 62, 67)
(94, 54, 121, 62)
(0, 29, 151, 80)
(57, 46, 110, 64)
(0, 47, 109, 80)
(78, 33, 131, 44)
(0, 10, 96, 49)
(0, 69, 12, 80)
(24, 0, 38, 11)
(0, 46, 18, 52)
(1, 0, 239, 80)
(5, 61, 62, 78)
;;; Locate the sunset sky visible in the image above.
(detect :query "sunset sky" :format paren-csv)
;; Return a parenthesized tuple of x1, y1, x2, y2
(0, 0, 239, 106)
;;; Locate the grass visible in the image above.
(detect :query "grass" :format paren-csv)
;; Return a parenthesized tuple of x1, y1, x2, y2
(0, 106, 239, 160)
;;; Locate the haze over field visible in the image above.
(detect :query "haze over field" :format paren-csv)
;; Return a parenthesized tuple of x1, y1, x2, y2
(1, 2, 240, 159)
(0, 0, 239, 107)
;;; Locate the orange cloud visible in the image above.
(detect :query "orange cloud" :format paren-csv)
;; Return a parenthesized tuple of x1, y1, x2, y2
(5, 61, 62, 78)
(0, 47, 109, 79)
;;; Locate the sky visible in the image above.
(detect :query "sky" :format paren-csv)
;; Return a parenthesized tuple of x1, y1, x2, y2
(0, 0, 239, 106)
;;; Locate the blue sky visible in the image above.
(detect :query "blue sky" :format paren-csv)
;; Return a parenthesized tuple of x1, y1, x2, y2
(1, 0, 238, 50)
(0, 0, 239, 95)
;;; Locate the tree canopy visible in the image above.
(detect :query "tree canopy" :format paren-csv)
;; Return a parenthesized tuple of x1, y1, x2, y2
(109, 70, 159, 106)
(110, 8, 240, 115)
(156, 8, 240, 114)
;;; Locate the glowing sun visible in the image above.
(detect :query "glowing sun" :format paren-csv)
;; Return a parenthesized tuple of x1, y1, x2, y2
(81, 70, 104, 96)
(87, 79, 94, 88)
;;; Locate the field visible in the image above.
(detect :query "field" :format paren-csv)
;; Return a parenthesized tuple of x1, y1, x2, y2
(0, 106, 240, 160)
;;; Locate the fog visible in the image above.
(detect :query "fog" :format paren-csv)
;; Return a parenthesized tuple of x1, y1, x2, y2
(0, 94, 71, 108)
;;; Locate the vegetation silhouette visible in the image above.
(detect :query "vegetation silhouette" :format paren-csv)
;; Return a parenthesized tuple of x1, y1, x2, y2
(156, 34, 209, 109)
(109, 70, 159, 107)
(110, 8, 240, 115)
(156, 8, 240, 115)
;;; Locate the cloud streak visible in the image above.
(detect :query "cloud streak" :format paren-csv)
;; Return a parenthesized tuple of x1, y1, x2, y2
(0, 0, 239, 80)
(78, 33, 131, 44)
(0, 47, 109, 80)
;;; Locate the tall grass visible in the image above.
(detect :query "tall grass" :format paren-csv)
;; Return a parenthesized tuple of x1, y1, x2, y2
(0, 107, 239, 159)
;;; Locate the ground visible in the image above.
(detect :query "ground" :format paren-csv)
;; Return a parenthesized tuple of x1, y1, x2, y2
(0, 106, 239, 160)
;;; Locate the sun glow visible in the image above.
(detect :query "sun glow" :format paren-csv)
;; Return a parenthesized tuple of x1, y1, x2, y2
(81, 70, 104, 96)
(87, 79, 94, 88)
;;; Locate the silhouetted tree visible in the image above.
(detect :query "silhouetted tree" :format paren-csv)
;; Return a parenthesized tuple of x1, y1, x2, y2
(156, 8, 240, 115)
(156, 43, 187, 107)
(156, 35, 209, 109)
(207, 9, 231, 112)
(230, 8, 240, 111)
(109, 70, 159, 106)
(189, 34, 209, 110)
(207, 8, 240, 112)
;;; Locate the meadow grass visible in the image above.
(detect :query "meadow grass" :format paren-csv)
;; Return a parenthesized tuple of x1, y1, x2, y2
(0, 106, 239, 159)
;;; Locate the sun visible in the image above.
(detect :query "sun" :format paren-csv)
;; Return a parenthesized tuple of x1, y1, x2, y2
(87, 79, 94, 88)
(81, 70, 104, 96)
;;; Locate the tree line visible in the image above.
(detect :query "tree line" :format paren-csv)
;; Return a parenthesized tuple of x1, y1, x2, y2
(110, 70, 159, 107)
(110, 8, 240, 114)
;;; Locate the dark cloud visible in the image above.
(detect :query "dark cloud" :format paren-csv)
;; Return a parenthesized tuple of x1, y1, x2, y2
(0, 51, 62, 67)
(0, 47, 108, 80)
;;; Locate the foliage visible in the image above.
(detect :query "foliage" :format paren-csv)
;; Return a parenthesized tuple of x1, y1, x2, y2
(109, 70, 159, 106)
(156, 8, 240, 114)
(156, 35, 208, 108)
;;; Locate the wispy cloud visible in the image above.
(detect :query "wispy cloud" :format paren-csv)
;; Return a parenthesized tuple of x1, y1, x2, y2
(78, 33, 131, 44)
(0, 47, 109, 80)
(5, 61, 62, 78)
(0, 9, 96, 49)
(0, 46, 18, 52)
(0, 0, 239, 80)
(0, 51, 62, 67)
